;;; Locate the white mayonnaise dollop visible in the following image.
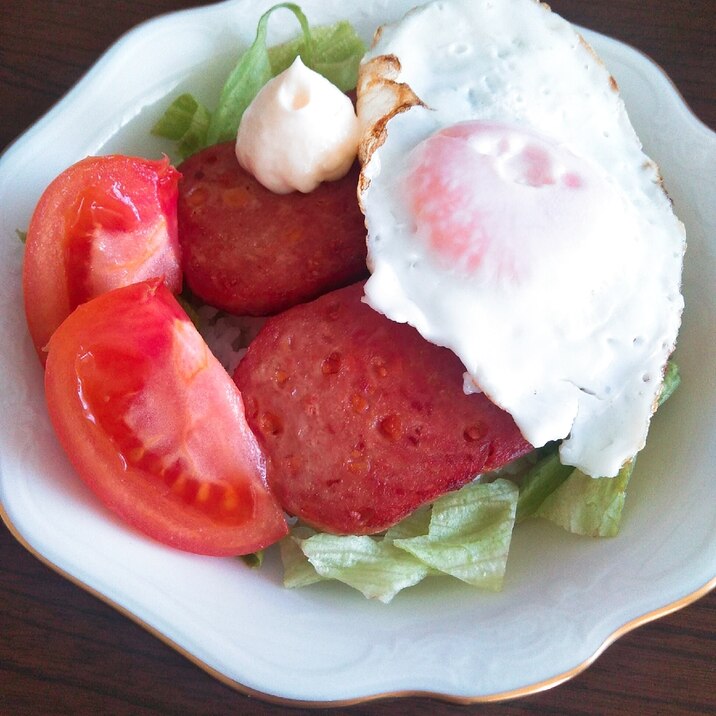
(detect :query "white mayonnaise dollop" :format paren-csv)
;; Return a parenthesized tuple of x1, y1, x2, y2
(235, 56, 360, 194)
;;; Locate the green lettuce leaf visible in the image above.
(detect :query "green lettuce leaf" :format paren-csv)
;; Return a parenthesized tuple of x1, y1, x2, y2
(206, 3, 313, 146)
(268, 20, 366, 91)
(384, 505, 432, 540)
(150, 94, 211, 160)
(295, 534, 431, 603)
(280, 526, 327, 588)
(152, 5, 366, 159)
(520, 361, 680, 537)
(280, 479, 518, 602)
(657, 360, 681, 407)
(534, 460, 634, 537)
(515, 447, 572, 523)
(394, 479, 518, 590)
(239, 550, 265, 568)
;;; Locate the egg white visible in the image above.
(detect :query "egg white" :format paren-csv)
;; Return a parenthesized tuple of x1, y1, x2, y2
(357, 0, 685, 477)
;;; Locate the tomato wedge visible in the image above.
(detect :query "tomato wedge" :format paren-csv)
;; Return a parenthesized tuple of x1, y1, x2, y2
(23, 155, 182, 362)
(44, 279, 287, 555)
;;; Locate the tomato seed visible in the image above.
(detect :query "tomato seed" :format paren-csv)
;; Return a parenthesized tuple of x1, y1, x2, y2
(171, 475, 188, 494)
(196, 482, 211, 503)
(127, 446, 145, 463)
(222, 486, 239, 512)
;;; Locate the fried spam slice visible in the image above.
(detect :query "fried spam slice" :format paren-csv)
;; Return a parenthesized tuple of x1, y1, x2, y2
(234, 282, 532, 534)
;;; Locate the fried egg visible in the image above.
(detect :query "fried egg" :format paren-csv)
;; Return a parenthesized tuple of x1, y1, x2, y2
(356, 0, 685, 477)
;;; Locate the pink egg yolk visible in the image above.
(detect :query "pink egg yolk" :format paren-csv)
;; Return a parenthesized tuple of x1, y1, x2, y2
(405, 121, 600, 281)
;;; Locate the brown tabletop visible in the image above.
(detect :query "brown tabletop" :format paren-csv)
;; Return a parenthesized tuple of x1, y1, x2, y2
(2, 1, 715, 714)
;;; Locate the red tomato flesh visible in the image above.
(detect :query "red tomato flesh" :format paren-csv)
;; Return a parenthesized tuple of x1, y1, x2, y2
(23, 155, 182, 362)
(44, 279, 287, 555)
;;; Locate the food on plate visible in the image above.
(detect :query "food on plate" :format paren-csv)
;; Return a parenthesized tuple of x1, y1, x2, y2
(23, 155, 181, 361)
(281, 477, 520, 602)
(43, 279, 287, 556)
(152, 5, 366, 159)
(177, 142, 367, 315)
(20, 0, 685, 600)
(233, 282, 532, 535)
(236, 56, 360, 194)
(357, 0, 685, 478)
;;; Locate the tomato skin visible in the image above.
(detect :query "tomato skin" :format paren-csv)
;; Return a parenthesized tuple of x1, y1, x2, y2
(23, 155, 182, 363)
(44, 279, 287, 556)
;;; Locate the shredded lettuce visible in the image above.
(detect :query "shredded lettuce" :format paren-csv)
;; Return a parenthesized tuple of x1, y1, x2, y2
(151, 4, 366, 159)
(281, 479, 518, 602)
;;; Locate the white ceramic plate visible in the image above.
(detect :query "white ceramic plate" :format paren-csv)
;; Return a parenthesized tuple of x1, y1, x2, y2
(1, 0, 714, 705)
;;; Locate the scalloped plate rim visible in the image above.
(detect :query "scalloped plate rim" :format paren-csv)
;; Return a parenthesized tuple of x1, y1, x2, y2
(1, 0, 715, 705)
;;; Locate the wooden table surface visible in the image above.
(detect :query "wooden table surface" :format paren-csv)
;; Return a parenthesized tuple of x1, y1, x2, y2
(2, 1, 714, 714)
